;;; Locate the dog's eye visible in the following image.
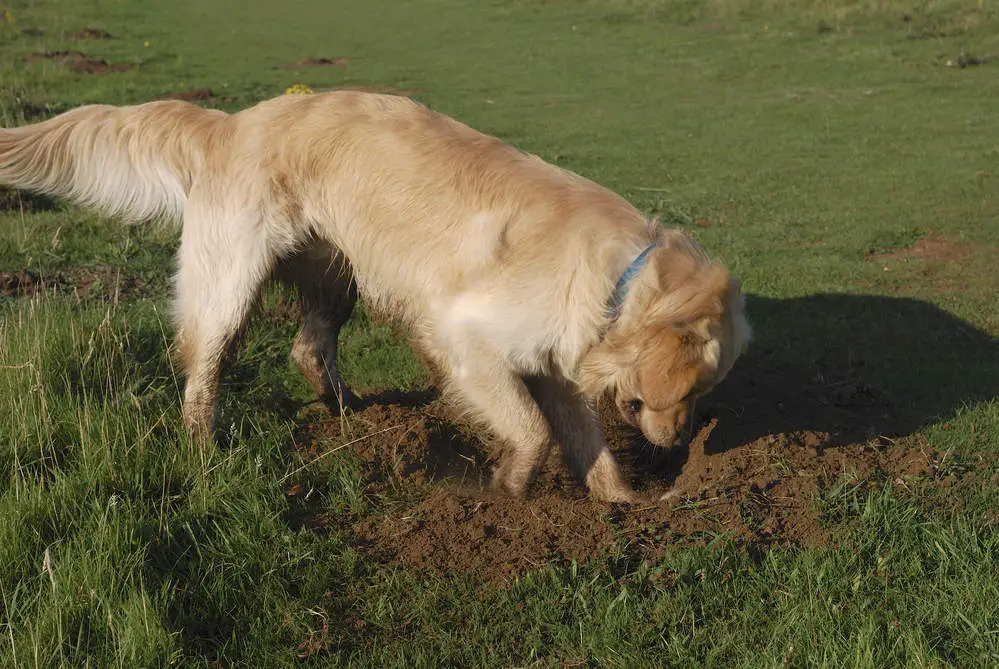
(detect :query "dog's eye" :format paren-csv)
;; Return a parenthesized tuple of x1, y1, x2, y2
(626, 399, 643, 413)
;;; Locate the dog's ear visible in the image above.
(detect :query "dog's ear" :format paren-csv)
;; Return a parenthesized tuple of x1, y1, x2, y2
(664, 265, 730, 329)
(636, 326, 699, 407)
(577, 335, 639, 398)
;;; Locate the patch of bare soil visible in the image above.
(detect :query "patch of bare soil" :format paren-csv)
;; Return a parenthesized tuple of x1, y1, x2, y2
(285, 57, 350, 68)
(293, 381, 938, 580)
(868, 235, 971, 262)
(26, 51, 132, 74)
(0, 265, 147, 300)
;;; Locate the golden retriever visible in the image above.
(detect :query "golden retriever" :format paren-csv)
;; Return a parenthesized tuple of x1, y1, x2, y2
(0, 91, 750, 502)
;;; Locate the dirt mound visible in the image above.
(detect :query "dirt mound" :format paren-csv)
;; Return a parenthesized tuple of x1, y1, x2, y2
(294, 377, 941, 580)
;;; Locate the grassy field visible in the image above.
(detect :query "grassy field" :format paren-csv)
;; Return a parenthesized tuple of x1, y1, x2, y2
(1, 0, 998, 666)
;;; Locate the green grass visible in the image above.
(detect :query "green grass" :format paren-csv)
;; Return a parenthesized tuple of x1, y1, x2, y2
(2, 0, 999, 665)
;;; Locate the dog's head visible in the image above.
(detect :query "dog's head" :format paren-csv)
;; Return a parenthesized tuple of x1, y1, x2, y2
(578, 230, 751, 447)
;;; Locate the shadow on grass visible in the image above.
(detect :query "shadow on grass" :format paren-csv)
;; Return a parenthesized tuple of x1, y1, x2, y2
(698, 293, 999, 454)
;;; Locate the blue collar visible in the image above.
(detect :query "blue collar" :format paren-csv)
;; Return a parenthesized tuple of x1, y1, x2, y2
(607, 242, 659, 319)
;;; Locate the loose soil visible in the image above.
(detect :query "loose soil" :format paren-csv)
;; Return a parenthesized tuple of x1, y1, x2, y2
(289, 346, 984, 580)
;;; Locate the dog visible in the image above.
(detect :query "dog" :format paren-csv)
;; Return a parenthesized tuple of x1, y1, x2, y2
(0, 91, 750, 502)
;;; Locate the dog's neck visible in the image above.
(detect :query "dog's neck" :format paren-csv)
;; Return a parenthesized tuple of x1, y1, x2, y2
(605, 240, 660, 320)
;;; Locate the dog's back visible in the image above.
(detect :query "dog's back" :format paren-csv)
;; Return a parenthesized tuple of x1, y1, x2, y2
(218, 92, 648, 321)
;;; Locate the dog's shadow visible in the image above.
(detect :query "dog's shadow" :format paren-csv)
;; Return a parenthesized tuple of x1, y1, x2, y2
(696, 293, 999, 455)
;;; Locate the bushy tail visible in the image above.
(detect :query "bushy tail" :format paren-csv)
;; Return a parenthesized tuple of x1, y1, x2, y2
(0, 100, 229, 223)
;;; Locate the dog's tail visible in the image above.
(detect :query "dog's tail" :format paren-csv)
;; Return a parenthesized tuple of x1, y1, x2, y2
(0, 100, 228, 223)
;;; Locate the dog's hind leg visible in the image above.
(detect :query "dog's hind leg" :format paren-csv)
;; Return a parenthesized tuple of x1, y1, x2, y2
(173, 208, 282, 443)
(273, 243, 360, 413)
(524, 376, 635, 502)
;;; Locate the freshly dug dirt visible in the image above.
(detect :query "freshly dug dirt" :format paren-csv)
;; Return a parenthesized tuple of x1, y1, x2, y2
(291, 352, 960, 580)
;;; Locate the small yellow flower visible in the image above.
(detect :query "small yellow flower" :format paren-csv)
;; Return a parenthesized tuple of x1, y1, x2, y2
(285, 83, 314, 95)
(2, 9, 15, 24)
(143, 40, 150, 47)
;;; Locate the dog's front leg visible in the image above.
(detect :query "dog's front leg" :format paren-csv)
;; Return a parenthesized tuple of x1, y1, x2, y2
(444, 361, 556, 497)
(525, 376, 636, 503)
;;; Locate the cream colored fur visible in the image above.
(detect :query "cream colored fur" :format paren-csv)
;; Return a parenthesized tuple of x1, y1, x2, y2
(0, 91, 750, 502)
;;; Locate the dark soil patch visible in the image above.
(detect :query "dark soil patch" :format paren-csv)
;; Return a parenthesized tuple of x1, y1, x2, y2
(287, 293, 999, 581)
(71, 27, 113, 40)
(286, 57, 350, 68)
(26, 51, 132, 74)
(0, 186, 58, 213)
(0, 265, 148, 300)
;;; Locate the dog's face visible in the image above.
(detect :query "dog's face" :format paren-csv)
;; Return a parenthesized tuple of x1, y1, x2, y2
(614, 320, 730, 447)
(579, 239, 750, 447)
